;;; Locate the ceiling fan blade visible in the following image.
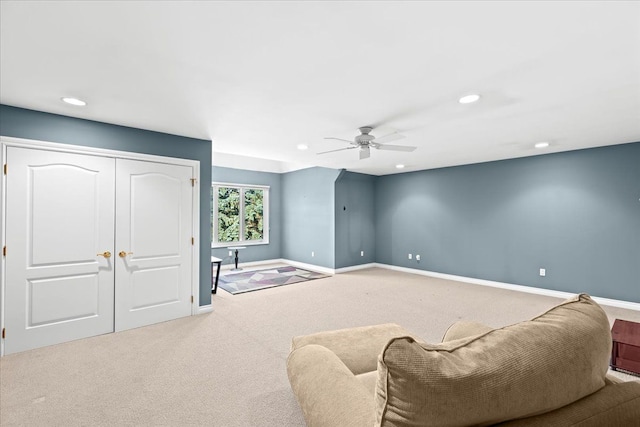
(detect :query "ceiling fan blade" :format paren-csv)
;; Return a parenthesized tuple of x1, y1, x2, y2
(373, 132, 405, 144)
(317, 146, 357, 155)
(359, 146, 370, 160)
(376, 144, 417, 152)
(324, 137, 356, 144)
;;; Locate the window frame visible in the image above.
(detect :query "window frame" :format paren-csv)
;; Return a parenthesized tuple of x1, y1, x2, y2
(211, 182, 270, 248)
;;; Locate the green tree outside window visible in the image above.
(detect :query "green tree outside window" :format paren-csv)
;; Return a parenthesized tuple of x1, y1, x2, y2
(217, 187, 240, 242)
(212, 184, 268, 245)
(244, 189, 263, 240)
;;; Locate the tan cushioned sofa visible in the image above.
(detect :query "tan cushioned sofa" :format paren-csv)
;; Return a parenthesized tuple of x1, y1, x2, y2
(287, 294, 640, 426)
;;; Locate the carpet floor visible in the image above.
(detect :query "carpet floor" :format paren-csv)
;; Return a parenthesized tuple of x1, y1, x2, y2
(1, 267, 638, 426)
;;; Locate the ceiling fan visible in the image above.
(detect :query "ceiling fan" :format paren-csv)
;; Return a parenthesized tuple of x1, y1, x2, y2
(318, 126, 417, 160)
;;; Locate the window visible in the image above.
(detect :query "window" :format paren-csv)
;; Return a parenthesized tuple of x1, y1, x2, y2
(211, 183, 269, 247)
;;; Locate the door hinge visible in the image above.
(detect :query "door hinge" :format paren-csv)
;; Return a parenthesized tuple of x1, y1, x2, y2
(3, 164, 6, 175)
(190, 178, 197, 187)
(1, 328, 5, 339)
(2, 246, 5, 256)
(191, 237, 194, 245)
(191, 295, 194, 304)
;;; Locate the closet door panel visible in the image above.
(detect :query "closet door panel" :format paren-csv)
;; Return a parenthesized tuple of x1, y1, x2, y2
(114, 159, 193, 332)
(4, 147, 115, 354)
(130, 266, 180, 309)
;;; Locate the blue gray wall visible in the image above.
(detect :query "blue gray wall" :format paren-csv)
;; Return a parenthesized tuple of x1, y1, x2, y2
(0, 105, 213, 306)
(375, 142, 640, 303)
(211, 166, 282, 265)
(335, 171, 377, 268)
(281, 167, 341, 268)
(7, 103, 633, 304)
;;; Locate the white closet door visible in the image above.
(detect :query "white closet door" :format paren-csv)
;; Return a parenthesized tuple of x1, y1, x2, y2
(4, 147, 116, 354)
(114, 159, 193, 332)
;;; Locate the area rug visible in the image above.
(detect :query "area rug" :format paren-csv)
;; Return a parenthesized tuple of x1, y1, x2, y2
(217, 266, 329, 294)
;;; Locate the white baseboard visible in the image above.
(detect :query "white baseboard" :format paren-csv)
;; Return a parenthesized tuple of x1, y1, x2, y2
(374, 263, 640, 312)
(335, 263, 377, 274)
(197, 304, 213, 315)
(589, 296, 640, 312)
(281, 259, 336, 275)
(220, 258, 285, 271)
(279, 260, 376, 275)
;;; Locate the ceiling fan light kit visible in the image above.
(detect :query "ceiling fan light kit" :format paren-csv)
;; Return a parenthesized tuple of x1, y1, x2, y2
(319, 126, 417, 160)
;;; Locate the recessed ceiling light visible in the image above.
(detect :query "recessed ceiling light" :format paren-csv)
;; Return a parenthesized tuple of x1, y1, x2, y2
(534, 142, 550, 149)
(61, 97, 87, 106)
(396, 164, 405, 169)
(296, 144, 308, 150)
(458, 94, 480, 104)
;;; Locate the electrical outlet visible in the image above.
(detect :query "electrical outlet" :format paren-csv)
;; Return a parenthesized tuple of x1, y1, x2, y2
(539, 268, 546, 277)
(228, 250, 233, 257)
(416, 254, 421, 261)
(360, 251, 364, 257)
(311, 251, 315, 257)
(408, 254, 412, 260)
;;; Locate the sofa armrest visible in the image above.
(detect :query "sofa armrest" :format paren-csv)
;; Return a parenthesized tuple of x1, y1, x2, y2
(287, 344, 373, 427)
(291, 323, 417, 375)
(441, 320, 493, 342)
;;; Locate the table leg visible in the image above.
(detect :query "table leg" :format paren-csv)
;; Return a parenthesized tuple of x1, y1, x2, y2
(212, 261, 221, 294)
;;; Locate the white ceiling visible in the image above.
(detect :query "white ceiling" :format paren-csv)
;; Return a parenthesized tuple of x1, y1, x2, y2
(1, 1, 639, 175)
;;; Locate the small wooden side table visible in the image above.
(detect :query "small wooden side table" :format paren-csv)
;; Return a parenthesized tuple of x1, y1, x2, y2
(611, 319, 640, 376)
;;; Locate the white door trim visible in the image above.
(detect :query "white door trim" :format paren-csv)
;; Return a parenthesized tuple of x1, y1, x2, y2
(0, 135, 201, 357)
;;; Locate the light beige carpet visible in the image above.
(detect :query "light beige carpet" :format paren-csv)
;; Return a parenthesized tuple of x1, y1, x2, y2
(1, 267, 638, 426)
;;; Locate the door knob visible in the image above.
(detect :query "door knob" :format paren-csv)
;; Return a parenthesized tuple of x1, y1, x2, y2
(119, 251, 133, 258)
(97, 251, 112, 258)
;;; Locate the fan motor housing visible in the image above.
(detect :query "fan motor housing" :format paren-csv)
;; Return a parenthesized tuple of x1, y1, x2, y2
(355, 134, 374, 144)
(355, 126, 375, 145)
